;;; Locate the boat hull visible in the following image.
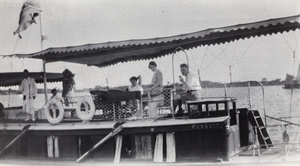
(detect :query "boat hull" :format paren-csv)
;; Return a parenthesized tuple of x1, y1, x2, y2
(0, 117, 240, 162)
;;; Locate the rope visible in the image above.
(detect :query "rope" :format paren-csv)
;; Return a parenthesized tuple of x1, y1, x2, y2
(57, 17, 63, 46)
(199, 47, 208, 70)
(281, 34, 294, 52)
(137, 62, 151, 77)
(201, 43, 230, 71)
(190, 50, 198, 70)
(206, 48, 228, 67)
(293, 30, 300, 53)
(222, 44, 231, 67)
(230, 42, 238, 66)
(281, 31, 300, 156)
(236, 38, 256, 62)
(108, 63, 122, 80)
(89, 67, 106, 82)
(106, 66, 112, 80)
(163, 58, 172, 74)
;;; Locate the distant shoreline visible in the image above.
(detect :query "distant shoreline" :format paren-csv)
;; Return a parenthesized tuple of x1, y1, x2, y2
(0, 80, 284, 95)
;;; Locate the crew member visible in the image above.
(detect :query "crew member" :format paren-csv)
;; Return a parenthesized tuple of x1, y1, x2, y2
(62, 69, 75, 106)
(19, 69, 37, 121)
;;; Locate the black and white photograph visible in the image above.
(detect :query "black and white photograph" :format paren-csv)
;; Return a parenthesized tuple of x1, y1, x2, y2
(0, 0, 300, 165)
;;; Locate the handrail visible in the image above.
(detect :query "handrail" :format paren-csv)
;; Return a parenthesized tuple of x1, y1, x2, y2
(254, 81, 267, 127)
(266, 115, 300, 127)
(171, 47, 189, 89)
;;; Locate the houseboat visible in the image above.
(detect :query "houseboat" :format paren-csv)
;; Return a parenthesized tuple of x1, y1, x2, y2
(1, 8, 300, 164)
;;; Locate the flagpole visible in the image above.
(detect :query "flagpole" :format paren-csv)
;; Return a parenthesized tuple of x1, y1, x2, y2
(39, 10, 48, 102)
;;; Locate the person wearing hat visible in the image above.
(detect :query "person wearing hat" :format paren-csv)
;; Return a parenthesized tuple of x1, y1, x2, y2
(19, 69, 37, 121)
(62, 69, 75, 106)
(126, 75, 143, 117)
(128, 75, 143, 94)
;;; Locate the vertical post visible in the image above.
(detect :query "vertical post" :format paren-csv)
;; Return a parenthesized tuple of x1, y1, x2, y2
(205, 83, 208, 98)
(8, 89, 11, 107)
(106, 78, 109, 91)
(224, 83, 227, 98)
(248, 82, 252, 108)
(289, 88, 293, 122)
(39, 10, 48, 102)
(229, 65, 232, 83)
(197, 69, 201, 87)
(43, 60, 48, 102)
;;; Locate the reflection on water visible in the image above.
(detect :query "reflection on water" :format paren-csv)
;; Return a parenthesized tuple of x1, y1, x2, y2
(0, 86, 299, 144)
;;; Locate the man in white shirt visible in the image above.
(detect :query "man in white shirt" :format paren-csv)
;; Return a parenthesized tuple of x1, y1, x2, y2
(19, 69, 37, 121)
(174, 64, 202, 116)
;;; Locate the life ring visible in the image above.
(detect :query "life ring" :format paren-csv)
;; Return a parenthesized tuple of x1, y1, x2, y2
(44, 100, 64, 125)
(75, 97, 95, 121)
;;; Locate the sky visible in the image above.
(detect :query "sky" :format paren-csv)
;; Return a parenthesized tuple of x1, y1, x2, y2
(0, 0, 300, 90)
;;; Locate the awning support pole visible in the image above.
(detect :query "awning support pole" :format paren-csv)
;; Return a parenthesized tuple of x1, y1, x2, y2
(39, 9, 48, 102)
(43, 60, 48, 102)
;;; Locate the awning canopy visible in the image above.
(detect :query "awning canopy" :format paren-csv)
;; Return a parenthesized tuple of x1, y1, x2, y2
(3, 14, 300, 68)
(0, 72, 63, 87)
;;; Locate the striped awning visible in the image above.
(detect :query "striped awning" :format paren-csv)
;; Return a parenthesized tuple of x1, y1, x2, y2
(3, 14, 300, 68)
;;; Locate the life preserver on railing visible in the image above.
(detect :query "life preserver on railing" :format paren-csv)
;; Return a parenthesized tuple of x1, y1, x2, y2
(75, 97, 95, 121)
(44, 99, 64, 125)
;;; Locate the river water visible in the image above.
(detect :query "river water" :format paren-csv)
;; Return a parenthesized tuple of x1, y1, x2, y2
(0, 85, 299, 145)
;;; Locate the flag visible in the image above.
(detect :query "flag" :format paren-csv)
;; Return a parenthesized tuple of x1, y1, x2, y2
(13, 0, 40, 39)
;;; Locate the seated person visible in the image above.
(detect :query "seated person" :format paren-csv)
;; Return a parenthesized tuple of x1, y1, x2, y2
(48, 88, 62, 104)
(126, 75, 143, 116)
(173, 64, 202, 116)
(127, 75, 143, 94)
(48, 88, 63, 118)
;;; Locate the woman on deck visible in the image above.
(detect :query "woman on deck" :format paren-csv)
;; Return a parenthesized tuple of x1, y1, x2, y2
(62, 69, 75, 106)
(148, 61, 163, 118)
(149, 61, 163, 94)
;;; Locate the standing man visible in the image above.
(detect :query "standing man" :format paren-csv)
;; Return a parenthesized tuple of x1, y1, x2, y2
(174, 64, 202, 116)
(19, 69, 37, 121)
